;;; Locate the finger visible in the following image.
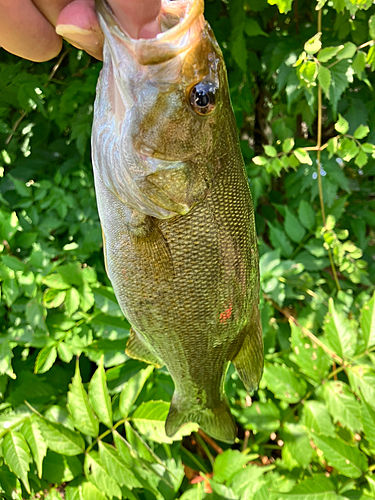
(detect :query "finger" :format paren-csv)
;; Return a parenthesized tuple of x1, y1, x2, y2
(108, 0, 162, 38)
(0, 0, 62, 61)
(56, 0, 103, 60)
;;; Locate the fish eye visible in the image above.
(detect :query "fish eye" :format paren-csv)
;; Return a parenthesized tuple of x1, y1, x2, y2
(189, 81, 217, 116)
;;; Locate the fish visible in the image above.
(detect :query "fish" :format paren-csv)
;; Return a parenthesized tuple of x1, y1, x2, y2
(92, 0, 263, 443)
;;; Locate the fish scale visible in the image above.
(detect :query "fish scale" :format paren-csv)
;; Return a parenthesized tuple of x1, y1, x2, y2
(92, 0, 263, 443)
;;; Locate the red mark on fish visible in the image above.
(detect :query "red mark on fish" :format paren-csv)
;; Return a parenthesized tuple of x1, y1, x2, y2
(220, 303, 232, 324)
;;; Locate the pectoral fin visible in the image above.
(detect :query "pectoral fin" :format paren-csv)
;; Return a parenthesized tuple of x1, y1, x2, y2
(136, 163, 208, 217)
(126, 327, 163, 368)
(233, 311, 263, 393)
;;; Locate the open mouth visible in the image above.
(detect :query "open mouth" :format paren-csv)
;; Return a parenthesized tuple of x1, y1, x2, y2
(96, 0, 205, 65)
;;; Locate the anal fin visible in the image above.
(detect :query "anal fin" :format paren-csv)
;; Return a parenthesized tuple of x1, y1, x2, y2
(233, 311, 263, 393)
(126, 328, 163, 368)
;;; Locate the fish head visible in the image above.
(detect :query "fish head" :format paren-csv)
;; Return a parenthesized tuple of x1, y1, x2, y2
(93, 0, 235, 218)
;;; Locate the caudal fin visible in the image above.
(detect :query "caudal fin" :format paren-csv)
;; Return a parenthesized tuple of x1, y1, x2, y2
(165, 397, 237, 444)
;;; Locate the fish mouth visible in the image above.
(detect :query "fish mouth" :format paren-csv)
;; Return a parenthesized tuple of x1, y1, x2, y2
(96, 0, 205, 65)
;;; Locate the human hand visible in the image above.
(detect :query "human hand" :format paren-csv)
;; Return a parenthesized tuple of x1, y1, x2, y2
(0, 0, 161, 62)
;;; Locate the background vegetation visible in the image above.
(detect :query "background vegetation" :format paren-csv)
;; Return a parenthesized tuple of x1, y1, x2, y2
(1, 0, 375, 498)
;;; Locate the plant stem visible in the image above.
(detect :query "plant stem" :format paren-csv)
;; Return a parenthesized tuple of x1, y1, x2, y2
(198, 429, 223, 454)
(195, 432, 215, 468)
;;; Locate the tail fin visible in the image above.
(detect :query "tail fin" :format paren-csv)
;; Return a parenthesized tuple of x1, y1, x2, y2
(165, 396, 237, 444)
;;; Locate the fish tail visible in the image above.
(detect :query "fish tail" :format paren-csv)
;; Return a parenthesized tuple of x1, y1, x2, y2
(165, 396, 237, 444)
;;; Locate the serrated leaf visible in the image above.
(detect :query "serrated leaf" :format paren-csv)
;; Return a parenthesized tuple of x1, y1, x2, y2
(131, 400, 199, 444)
(348, 367, 375, 411)
(22, 418, 47, 478)
(361, 400, 375, 449)
(361, 292, 375, 349)
(298, 199, 316, 231)
(119, 365, 154, 419)
(263, 364, 307, 403)
(236, 400, 281, 434)
(336, 42, 357, 60)
(318, 46, 342, 62)
(352, 51, 367, 80)
(213, 450, 254, 484)
(277, 474, 337, 499)
(245, 18, 268, 37)
(89, 357, 112, 428)
(42, 451, 82, 484)
(322, 381, 362, 432)
(355, 149, 368, 168)
(323, 298, 356, 358)
(65, 287, 80, 316)
(57, 342, 74, 363)
(268, 222, 294, 258)
(289, 322, 332, 382)
(353, 124, 370, 139)
(318, 65, 331, 99)
(334, 114, 349, 134)
(330, 61, 351, 117)
(125, 421, 160, 463)
(312, 434, 367, 478)
(304, 33, 322, 54)
(281, 423, 312, 469)
(294, 148, 313, 165)
(68, 361, 99, 437)
(84, 451, 122, 499)
(284, 209, 306, 243)
(3, 431, 31, 493)
(37, 416, 85, 455)
(98, 442, 141, 490)
(302, 401, 335, 437)
(34, 345, 57, 374)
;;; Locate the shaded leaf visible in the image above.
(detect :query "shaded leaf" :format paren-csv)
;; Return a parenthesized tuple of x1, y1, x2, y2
(119, 365, 154, 419)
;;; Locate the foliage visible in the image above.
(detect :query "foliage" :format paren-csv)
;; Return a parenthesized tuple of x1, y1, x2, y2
(0, 0, 375, 498)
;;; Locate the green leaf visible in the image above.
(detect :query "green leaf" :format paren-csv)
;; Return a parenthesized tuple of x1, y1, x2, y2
(294, 148, 313, 165)
(131, 400, 199, 444)
(65, 287, 80, 316)
(304, 33, 322, 54)
(37, 416, 85, 455)
(323, 298, 356, 358)
(289, 322, 332, 382)
(334, 114, 349, 134)
(322, 381, 362, 432)
(245, 18, 268, 37)
(236, 400, 281, 434)
(336, 42, 357, 60)
(282, 138, 295, 153)
(353, 124, 370, 139)
(318, 65, 331, 99)
(57, 342, 74, 364)
(119, 365, 154, 419)
(98, 441, 141, 490)
(3, 431, 31, 493)
(361, 292, 375, 349)
(67, 360, 99, 437)
(281, 423, 312, 469)
(277, 475, 337, 499)
(352, 51, 367, 80)
(348, 367, 375, 411)
(267, 0, 293, 14)
(318, 46, 342, 62)
(312, 434, 367, 478)
(213, 450, 254, 484)
(369, 14, 375, 40)
(330, 61, 351, 117)
(355, 149, 368, 168)
(42, 451, 82, 484)
(268, 222, 294, 258)
(89, 356, 113, 428)
(34, 345, 57, 374)
(264, 145, 277, 157)
(302, 401, 335, 437)
(284, 209, 306, 243)
(361, 401, 375, 449)
(263, 364, 307, 403)
(298, 200, 316, 231)
(22, 418, 47, 479)
(43, 274, 71, 290)
(252, 155, 268, 166)
(84, 451, 122, 499)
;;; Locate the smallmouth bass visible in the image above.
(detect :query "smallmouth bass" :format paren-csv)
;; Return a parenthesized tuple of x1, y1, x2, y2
(92, 0, 263, 443)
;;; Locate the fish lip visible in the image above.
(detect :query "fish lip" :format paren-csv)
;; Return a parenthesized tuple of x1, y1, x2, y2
(96, 0, 205, 65)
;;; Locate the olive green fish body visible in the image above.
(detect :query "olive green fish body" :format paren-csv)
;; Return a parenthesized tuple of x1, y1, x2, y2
(93, 0, 263, 443)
